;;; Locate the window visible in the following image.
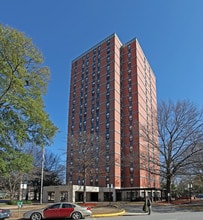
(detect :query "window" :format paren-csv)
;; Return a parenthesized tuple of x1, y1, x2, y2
(106, 144, 110, 150)
(62, 203, 74, 208)
(48, 204, 61, 209)
(95, 157, 99, 163)
(95, 178, 98, 186)
(106, 155, 110, 161)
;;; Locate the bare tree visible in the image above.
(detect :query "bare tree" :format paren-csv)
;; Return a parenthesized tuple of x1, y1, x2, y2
(188, 143, 203, 174)
(67, 132, 108, 203)
(141, 100, 203, 198)
(27, 147, 65, 200)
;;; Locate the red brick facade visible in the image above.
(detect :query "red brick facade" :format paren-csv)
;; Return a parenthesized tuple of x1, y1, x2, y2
(67, 34, 160, 191)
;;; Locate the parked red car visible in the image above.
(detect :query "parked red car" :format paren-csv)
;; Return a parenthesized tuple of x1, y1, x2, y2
(23, 202, 92, 220)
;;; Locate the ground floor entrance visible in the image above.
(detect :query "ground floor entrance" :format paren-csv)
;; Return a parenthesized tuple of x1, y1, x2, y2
(43, 185, 161, 203)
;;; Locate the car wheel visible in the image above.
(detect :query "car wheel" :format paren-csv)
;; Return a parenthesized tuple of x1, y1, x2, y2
(30, 212, 42, 220)
(71, 211, 82, 219)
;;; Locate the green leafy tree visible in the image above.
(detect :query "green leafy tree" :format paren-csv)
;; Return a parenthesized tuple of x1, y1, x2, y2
(1, 148, 33, 200)
(0, 24, 58, 178)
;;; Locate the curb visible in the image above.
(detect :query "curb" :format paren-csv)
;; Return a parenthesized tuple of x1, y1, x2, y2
(92, 209, 126, 218)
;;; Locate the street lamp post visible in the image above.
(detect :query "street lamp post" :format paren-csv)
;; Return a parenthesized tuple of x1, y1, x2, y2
(40, 147, 45, 204)
(188, 183, 193, 203)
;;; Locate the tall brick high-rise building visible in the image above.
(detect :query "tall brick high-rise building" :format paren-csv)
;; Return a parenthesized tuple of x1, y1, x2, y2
(67, 34, 160, 202)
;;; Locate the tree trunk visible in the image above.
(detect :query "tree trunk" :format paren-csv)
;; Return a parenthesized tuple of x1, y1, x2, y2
(83, 184, 86, 203)
(166, 175, 171, 202)
(83, 170, 87, 203)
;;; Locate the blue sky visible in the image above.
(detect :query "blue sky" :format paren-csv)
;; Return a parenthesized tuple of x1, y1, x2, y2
(1, 0, 203, 159)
